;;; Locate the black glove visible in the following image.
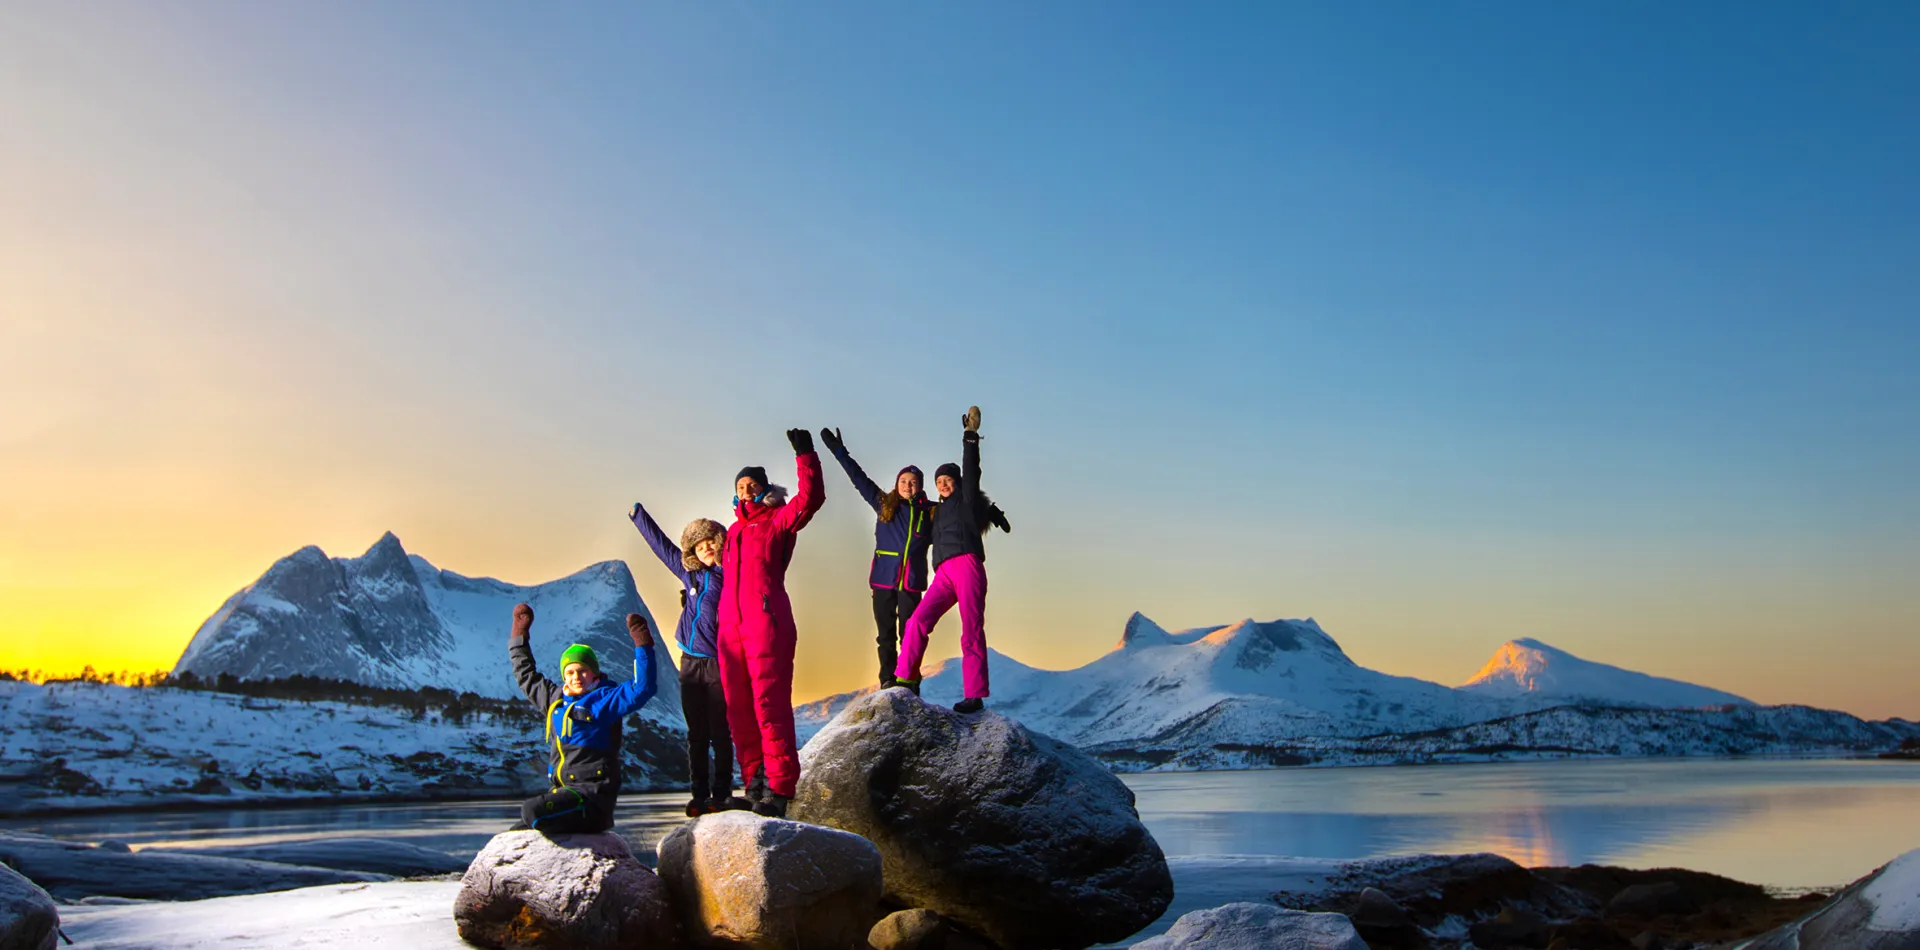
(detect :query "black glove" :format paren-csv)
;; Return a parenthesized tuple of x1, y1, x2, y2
(511, 603, 534, 640)
(819, 427, 843, 453)
(787, 428, 814, 454)
(990, 508, 1012, 534)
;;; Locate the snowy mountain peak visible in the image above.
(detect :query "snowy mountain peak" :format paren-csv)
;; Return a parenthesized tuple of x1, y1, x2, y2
(1119, 612, 1173, 650)
(1462, 638, 1752, 708)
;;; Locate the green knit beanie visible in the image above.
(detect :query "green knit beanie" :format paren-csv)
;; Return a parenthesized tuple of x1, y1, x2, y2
(559, 643, 601, 673)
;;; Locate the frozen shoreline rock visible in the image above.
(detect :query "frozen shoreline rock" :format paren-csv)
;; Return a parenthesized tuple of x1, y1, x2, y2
(656, 811, 883, 950)
(144, 836, 468, 877)
(59, 880, 468, 949)
(453, 830, 677, 950)
(792, 688, 1173, 950)
(0, 861, 60, 950)
(1131, 903, 1367, 950)
(1747, 848, 1920, 950)
(0, 831, 388, 901)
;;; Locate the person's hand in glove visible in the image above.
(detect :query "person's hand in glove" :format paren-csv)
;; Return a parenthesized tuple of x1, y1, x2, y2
(626, 613, 654, 649)
(511, 603, 534, 640)
(988, 505, 1012, 534)
(787, 428, 814, 454)
(819, 427, 843, 453)
(963, 405, 981, 432)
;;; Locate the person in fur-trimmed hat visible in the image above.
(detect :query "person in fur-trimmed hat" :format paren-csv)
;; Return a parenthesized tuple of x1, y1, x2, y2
(718, 429, 826, 818)
(629, 501, 745, 817)
(895, 406, 1012, 715)
(818, 427, 938, 688)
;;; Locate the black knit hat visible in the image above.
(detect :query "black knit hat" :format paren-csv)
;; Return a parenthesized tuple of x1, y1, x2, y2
(735, 466, 768, 487)
(934, 462, 961, 482)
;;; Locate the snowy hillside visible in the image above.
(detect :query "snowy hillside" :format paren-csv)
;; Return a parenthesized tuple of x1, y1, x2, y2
(0, 679, 687, 816)
(797, 612, 1916, 769)
(174, 533, 681, 727)
(1460, 638, 1753, 708)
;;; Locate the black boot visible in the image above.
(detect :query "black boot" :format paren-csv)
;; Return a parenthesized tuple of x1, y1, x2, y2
(897, 678, 921, 697)
(954, 697, 984, 714)
(752, 793, 790, 819)
(746, 770, 768, 806)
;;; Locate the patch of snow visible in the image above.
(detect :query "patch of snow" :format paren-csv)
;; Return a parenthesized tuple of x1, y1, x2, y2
(57, 880, 469, 949)
(1862, 848, 1920, 932)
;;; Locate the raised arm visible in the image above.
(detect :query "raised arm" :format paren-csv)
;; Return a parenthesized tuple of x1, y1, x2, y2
(961, 429, 982, 511)
(629, 502, 692, 585)
(820, 428, 884, 513)
(507, 603, 560, 710)
(588, 613, 660, 718)
(772, 429, 826, 535)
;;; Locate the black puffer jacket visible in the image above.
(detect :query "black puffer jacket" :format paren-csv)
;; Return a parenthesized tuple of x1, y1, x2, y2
(930, 431, 993, 570)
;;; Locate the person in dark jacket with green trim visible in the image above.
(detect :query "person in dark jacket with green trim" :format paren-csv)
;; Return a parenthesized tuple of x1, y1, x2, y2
(507, 602, 658, 834)
(819, 427, 937, 688)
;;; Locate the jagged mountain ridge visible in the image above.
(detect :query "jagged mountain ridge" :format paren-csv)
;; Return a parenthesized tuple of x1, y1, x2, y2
(174, 533, 682, 727)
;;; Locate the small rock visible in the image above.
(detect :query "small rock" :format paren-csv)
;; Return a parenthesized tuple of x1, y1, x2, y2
(1349, 887, 1425, 949)
(94, 840, 131, 854)
(0, 861, 60, 950)
(868, 909, 996, 950)
(656, 811, 881, 950)
(1132, 903, 1368, 950)
(793, 690, 1172, 950)
(1608, 882, 1701, 919)
(1630, 931, 1663, 950)
(453, 830, 677, 950)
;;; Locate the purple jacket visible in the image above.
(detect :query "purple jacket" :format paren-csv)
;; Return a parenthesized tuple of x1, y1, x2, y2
(630, 504, 723, 659)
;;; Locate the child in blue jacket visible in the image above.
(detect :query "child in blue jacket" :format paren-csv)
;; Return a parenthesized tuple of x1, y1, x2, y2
(630, 502, 740, 817)
(508, 603, 657, 833)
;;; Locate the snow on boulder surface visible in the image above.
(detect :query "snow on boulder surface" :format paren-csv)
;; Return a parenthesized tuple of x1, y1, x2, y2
(0, 831, 389, 901)
(792, 688, 1173, 950)
(144, 837, 468, 877)
(57, 880, 468, 950)
(655, 810, 883, 950)
(1129, 903, 1367, 950)
(1746, 848, 1920, 950)
(0, 860, 60, 950)
(453, 830, 676, 950)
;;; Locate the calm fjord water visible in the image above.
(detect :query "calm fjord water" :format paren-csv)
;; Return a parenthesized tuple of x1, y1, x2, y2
(8, 758, 1918, 892)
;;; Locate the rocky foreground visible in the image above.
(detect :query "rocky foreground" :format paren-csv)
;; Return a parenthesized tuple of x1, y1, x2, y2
(6, 689, 1919, 950)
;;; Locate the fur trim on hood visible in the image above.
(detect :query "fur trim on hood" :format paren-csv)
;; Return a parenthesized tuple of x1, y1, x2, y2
(680, 519, 726, 573)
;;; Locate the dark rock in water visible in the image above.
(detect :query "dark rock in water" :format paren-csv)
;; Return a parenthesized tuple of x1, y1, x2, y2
(0, 831, 388, 901)
(1744, 848, 1920, 950)
(454, 830, 677, 950)
(0, 861, 60, 950)
(656, 811, 882, 950)
(791, 689, 1173, 950)
(1279, 852, 1597, 933)
(867, 908, 996, 950)
(1131, 903, 1368, 950)
(1349, 886, 1423, 950)
(145, 837, 468, 877)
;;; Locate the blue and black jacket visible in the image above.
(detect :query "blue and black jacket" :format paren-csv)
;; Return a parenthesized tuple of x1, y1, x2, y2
(629, 504, 723, 658)
(509, 633, 657, 801)
(827, 441, 935, 592)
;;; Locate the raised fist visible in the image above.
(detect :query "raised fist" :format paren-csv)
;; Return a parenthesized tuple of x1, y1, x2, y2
(626, 612, 654, 649)
(962, 406, 981, 432)
(511, 603, 534, 639)
(786, 428, 814, 454)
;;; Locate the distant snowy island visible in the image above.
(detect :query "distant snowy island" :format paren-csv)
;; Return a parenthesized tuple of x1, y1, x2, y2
(4, 533, 1915, 816)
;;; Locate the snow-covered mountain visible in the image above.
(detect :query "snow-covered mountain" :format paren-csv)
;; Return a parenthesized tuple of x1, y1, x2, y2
(797, 612, 1916, 769)
(174, 533, 681, 727)
(1459, 638, 1752, 708)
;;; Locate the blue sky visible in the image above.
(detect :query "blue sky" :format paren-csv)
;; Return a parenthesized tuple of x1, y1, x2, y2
(5, 2, 1917, 714)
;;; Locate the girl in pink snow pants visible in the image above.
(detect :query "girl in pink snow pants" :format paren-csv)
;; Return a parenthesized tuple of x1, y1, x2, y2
(895, 406, 1012, 714)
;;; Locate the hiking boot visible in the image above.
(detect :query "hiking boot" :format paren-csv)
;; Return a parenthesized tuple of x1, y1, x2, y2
(953, 697, 984, 714)
(897, 678, 921, 696)
(879, 674, 898, 689)
(752, 793, 790, 819)
(507, 819, 530, 832)
(746, 771, 768, 805)
(685, 799, 708, 819)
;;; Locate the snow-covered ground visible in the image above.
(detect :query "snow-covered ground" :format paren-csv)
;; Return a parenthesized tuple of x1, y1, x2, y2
(57, 880, 470, 950)
(0, 679, 685, 816)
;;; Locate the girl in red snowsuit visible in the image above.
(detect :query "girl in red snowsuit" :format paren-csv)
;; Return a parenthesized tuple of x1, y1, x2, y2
(719, 428, 825, 817)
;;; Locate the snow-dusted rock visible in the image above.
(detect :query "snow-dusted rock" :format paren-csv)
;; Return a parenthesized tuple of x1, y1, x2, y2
(0, 831, 388, 901)
(1746, 848, 1920, 950)
(792, 689, 1173, 950)
(59, 880, 468, 950)
(0, 862, 59, 950)
(453, 830, 677, 950)
(146, 837, 468, 877)
(1130, 903, 1367, 950)
(655, 811, 882, 950)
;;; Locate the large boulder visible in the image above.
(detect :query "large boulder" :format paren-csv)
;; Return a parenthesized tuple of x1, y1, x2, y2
(0, 862, 60, 950)
(0, 831, 388, 901)
(656, 811, 882, 950)
(1747, 848, 1920, 950)
(453, 831, 677, 950)
(1131, 903, 1368, 950)
(791, 689, 1173, 950)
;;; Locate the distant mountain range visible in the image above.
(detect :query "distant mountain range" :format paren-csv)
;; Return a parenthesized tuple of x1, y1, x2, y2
(797, 613, 1919, 769)
(174, 533, 682, 728)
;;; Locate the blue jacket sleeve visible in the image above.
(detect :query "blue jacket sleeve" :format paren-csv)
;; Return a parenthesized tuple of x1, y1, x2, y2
(828, 443, 885, 513)
(630, 503, 692, 585)
(588, 642, 659, 719)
